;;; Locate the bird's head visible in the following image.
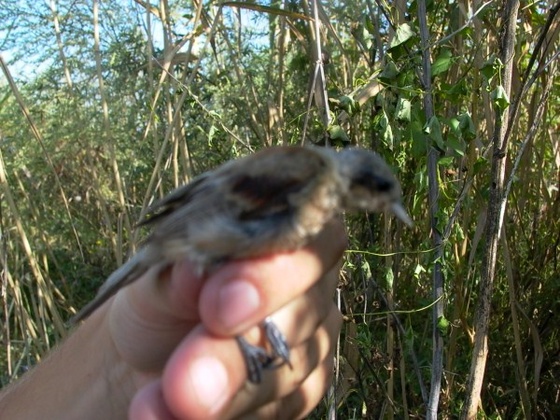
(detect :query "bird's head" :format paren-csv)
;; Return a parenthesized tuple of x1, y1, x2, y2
(335, 148, 413, 226)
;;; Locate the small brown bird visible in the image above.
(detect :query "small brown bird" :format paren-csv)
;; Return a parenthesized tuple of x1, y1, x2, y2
(72, 145, 411, 383)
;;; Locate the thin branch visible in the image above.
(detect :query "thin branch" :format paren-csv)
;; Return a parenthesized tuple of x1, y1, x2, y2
(301, 0, 331, 145)
(416, 0, 444, 416)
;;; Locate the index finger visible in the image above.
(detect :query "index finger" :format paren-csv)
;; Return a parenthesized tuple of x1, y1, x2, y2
(198, 219, 347, 337)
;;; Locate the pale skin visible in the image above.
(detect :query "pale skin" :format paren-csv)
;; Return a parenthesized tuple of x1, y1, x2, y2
(0, 221, 346, 419)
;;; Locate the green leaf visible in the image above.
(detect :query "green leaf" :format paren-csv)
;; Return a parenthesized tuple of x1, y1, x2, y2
(404, 320, 415, 348)
(390, 23, 415, 49)
(384, 266, 394, 290)
(431, 50, 453, 78)
(458, 112, 476, 140)
(449, 117, 460, 132)
(480, 56, 496, 84)
(328, 125, 350, 143)
(379, 60, 399, 81)
(413, 263, 426, 279)
(473, 157, 487, 175)
(361, 259, 372, 278)
(338, 95, 359, 115)
(395, 97, 411, 121)
(424, 116, 444, 150)
(377, 110, 395, 150)
(411, 119, 427, 157)
(447, 135, 465, 156)
(439, 156, 455, 167)
(437, 315, 451, 336)
(492, 85, 510, 113)
(364, 16, 375, 34)
(480, 56, 504, 87)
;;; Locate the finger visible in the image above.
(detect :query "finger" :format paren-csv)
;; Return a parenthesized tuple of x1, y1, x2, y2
(129, 308, 342, 420)
(128, 380, 177, 420)
(241, 258, 341, 351)
(116, 258, 205, 323)
(107, 261, 203, 372)
(160, 290, 342, 419)
(199, 219, 347, 336)
(108, 220, 344, 373)
(160, 325, 242, 419)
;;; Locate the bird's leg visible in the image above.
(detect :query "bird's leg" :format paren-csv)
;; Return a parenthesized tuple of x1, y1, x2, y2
(236, 336, 273, 384)
(261, 317, 292, 369)
(236, 317, 292, 383)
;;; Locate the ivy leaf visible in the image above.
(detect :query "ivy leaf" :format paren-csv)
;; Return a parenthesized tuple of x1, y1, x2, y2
(458, 112, 476, 140)
(361, 258, 372, 279)
(413, 263, 426, 279)
(380, 60, 399, 81)
(395, 97, 411, 121)
(447, 135, 465, 156)
(480, 56, 496, 84)
(339, 95, 359, 115)
(473, 157, 487, 175)
(411, 119, 427, 157)
(328, 125, 350, 143)
(390, 23, 415, 48)
(378, 110, 395, 150)
(439, 156, 455, 167)
(480, 56, 504, 88)
(424, 115, 444, 150)
(492, 85, 510, 113)
(431, 50, 453, 78)
(449, 117, 460, 133)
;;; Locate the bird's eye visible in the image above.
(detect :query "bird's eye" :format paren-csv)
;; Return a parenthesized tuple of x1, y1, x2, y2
(373, 176, 393, 192)
(352, 171, 394, 192)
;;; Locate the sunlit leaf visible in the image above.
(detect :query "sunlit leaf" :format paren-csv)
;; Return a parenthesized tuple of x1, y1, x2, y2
(395, 97, 411, 121)
(437, 316, 451, 336)
(424, 115, 444, 150)
(390, 23, 415, 48)
(328, 125, 350, 143)
(492, 85, 510, 112)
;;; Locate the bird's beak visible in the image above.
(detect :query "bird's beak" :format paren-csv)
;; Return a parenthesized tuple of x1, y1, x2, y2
(391, 202, 413, 227)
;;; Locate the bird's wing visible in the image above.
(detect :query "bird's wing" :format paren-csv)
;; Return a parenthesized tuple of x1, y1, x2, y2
(137, 172, 214, 228)
(142, 147, 330, 229)
(221, 146, 330, 220)
(142, 146, 333, 260)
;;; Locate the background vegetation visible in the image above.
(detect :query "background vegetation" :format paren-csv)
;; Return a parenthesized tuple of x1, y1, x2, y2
(1, 0, 559, 418)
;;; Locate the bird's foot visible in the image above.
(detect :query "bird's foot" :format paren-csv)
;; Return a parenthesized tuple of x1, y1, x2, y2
(262, 317, 292, 369)
(236, 317, 291, 384)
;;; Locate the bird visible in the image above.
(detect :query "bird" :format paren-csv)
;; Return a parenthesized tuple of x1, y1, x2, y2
(71, 145, 412, 383)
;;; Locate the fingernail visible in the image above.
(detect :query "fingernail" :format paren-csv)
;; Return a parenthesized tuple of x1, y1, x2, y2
(219, 281, 260, 328)
(190, 356, 229, 413)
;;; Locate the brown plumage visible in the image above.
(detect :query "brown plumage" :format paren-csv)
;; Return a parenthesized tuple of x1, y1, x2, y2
(72, 145, 411, 382)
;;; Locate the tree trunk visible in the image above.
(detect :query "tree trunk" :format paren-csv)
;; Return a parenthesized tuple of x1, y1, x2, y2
(461, 0, 520, 417)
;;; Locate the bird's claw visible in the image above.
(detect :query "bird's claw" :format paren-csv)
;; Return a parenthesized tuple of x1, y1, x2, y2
(236, 318, 291, 384)
(263, 317, 292, 369)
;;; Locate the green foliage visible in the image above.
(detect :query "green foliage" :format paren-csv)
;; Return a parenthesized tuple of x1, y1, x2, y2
(0, 0, 559, 418)
(431, 49, 454, 78)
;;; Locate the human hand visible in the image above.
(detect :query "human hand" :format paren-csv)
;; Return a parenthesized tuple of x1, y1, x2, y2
(92, 220, 347, 419)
